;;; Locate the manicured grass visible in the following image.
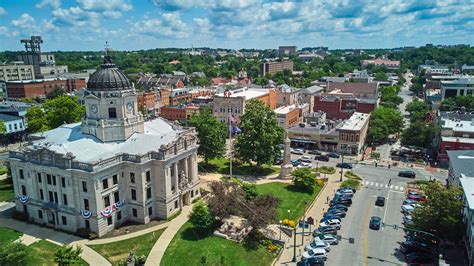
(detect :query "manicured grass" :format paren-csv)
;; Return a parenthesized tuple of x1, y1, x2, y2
(341, 179, 361, 189)
(161, 222, 277, 266)
(0, 177, 14, 202)
(313, 166, 336, 174)
(198, 158, 280, 177)
(344, 171, 362, 180)
(24, 240, 89, 266)
(88, 228, 165, 265)
(257, 182, 321, 221)
(0, 226, 22, 246)
(0, 165, 8, 175)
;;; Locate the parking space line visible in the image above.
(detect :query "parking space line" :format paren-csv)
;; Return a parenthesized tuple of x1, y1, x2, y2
(399, 186, 404, 191)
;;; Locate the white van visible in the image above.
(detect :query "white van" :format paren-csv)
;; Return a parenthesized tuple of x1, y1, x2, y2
(319, 219, 341, 230)
(302, 247, 327, 261)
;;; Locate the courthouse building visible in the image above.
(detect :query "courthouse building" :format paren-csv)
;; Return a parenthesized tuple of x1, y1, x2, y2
(9, 55, 200, 237)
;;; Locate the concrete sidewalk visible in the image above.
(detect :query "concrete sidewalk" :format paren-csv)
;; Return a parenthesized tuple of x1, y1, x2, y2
(145, 205, 192, 266)
(274, 172, 343, 265)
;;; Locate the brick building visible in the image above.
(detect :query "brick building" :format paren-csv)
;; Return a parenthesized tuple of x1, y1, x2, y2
(274, 104, 302, 128)
(137, 92, 158, 114)
(6, 78, 86, 99)
(160, 104, 201, 123)
(437, 111, 474, 162)
(260, 60, 294, 76)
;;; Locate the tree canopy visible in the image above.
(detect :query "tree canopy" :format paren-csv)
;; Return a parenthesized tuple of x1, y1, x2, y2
(439, 95, 474, 111)
(291, 168, 316, 191)
(188, 200, 214, 234)
(406, 98, 430, 123)
(367, 107, 404, 144)
(401, 121, 438, 149)
(380, 85, 403, 107)
(54, 244, 83, 266)
(190, 109, 227, 163)
(234, 99, 284, 166)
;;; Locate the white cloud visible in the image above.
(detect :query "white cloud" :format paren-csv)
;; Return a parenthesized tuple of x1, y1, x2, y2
(0, 7, 7, 15)
(36, 0, 61, 9)
(77, 0, 132, 12)
(133, 13, 189, 38)
(52, 7, 100, 27)
(11, 13, 36, 29)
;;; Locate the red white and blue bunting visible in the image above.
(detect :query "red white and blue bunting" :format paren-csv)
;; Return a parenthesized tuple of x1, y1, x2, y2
(80, 209, 92, 220)
(17, 195, 29, 204)
(112, 200, 124, 210)
(100, 206, 114, 218)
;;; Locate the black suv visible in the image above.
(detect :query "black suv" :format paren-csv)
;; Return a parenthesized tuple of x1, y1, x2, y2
(375, 196, 385, 206)
(398, 170, 416, 178)
(327, 152, 340, 158)
(315, 155, 330, 161)
(336, 162, 353, 169)
(308, 150, 322, 155)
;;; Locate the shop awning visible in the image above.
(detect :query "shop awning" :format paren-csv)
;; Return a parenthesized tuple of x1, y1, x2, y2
(290, 138, 317, 144)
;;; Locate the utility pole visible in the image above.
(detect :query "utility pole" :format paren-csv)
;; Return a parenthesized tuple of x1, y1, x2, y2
(340, 151, 344, 182)
(292, 229, 297, 262)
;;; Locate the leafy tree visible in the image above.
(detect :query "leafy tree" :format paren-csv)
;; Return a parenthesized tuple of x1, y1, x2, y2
(401, 122, 439, 149)
(375, 71, 388, 81)
(46, 86, 66, 99)
(188, 200, 214, 233)
(367, 118, 389, 145)
(0, 120, 5, 136)
(54, 244, 83, 266)
(0, 241, 27, 265)
(25, 106, 49, 133)
(207, 181, 245, 220)
(380, 85, 403, 107)
(406, 98, 430, 123)
(291, 168, 315, 191)
(234, 99, 284, 167)
(241, 182, 259, 201)
(439, 95, 474, 111)
(367, 107, 404, 144)
(243, 194, 280, 230)
(411, 181, 464, 241)
(190, 109, 227, 163)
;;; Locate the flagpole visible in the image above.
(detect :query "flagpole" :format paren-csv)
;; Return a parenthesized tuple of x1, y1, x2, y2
(229, 113, 232, 179)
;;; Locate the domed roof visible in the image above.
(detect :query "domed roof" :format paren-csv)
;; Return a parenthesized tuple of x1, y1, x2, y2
(87, 56, 132, 91)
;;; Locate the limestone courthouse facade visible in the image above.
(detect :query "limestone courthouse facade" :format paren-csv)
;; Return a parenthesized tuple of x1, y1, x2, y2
(9, 54, 200, 236)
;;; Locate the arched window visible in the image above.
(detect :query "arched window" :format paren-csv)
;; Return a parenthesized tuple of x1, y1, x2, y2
(21, 185, 26, 196)
(108, 108, 117, 119)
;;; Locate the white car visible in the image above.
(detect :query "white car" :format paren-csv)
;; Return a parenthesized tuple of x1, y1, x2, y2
(299, 156, 312, 162)
(319, 219, 341, 230)
(305, 238, 330, 252)
(298, 162, 312, 168)
(302, 247, 327, 261)
(291, 148, 304, 155)
(319, 234, 339, 245)
(401, 204, 415, 214)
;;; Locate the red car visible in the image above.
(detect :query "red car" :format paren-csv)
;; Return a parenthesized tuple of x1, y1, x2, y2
(408, 194, 427, 202)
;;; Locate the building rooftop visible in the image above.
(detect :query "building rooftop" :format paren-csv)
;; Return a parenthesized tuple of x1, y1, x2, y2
(274, 104, 297, 115)
(327, 82, 378, 96)
(441, 77, 474, 85)
(460, 177, 474, 209)
(215, 87, 269, 100)
(27, 118, 183, 163)
(339, 112, 370, 131)
(442, 136, 474, 144)
(0, 113, 22, 122)
(5, 77, 67, 84)
(440, 111, 474, 132)
(447, 150, 474, 178)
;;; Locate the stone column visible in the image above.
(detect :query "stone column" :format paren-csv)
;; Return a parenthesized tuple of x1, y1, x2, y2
(184, 156, 190, 182)
(174, 163, 179, 191)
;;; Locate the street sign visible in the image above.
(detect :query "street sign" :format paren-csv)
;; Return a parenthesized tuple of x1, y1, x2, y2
(337, 235, 342, 241)
(307, 217, 314, 225)
(349, 237, 354, 244)
(298, 221, 309, 229)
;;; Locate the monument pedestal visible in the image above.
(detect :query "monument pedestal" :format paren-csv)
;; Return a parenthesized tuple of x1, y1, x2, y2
(279, 164, 293, 179)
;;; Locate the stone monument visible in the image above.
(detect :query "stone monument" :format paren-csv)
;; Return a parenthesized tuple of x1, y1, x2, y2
(279, 131, 293, 179)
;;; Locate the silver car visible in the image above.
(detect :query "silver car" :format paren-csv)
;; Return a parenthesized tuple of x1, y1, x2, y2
(305, 238, 330, 252)
(319, 234, 339, 245)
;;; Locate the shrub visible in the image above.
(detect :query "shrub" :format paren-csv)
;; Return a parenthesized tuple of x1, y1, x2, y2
(316, 179, 326, 187)
(316, 166, 336, 174)
(370, 152, 380, 159)
(0, 241, 27, 265)
(188, 200, 213, 233)
(241, 182, 259, 201)
(344, 171, 362, 180)
(291, 168, 315, 191)
(341, 179, 361, 190)
(288, 220, 296, 228)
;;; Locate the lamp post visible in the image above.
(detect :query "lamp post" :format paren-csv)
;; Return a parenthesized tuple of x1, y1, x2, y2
(287, 209, 290, 221)
(340, 150, 344, 182)
(301, 201, 308, 245)
(292, 229, 297, 262)
(279, 220, 282, 240)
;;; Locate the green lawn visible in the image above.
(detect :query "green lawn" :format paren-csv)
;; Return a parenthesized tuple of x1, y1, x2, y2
(198, 158, 280, 176)
(0, 177, 14, 202)
(161, 222, 277, 266)
(0, 226, 22, 246)
(88, 228, 166, 265)
(24, 240, 88, 266)
(257, 182, 321, 221)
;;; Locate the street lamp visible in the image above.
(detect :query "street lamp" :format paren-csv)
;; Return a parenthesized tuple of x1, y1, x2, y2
(301, 201, 308, 245)
(287, 209, 290, 221)
(340, 149, 345, 182)
(292, 229, 297, 262)
(279, 220, 282, 240)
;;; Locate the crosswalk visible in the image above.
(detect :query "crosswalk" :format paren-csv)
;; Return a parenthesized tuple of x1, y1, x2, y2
(363, 180, 405, 192)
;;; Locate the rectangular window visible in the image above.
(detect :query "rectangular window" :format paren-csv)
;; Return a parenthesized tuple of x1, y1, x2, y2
(131, 189, 137, 200)
(146, 171, 151, 182)
(47, 174, 52, 185)
(130, 172, 135, 183)
(39, 189, 44, 200)
(174, 200, 178, 209)
(108, 108, 117, 119)
(107, 217, 113, 225)
(117, 211, 122, 220)
(191, 190, 194, 197)
(48, 191, 54, 202)
(132, 208, 137, 217)
(148, 207, 153, 216)
(38, 210, 43, 219)
(54, 192, 58, 203)
(62, 216, 67, 225)
(19, 169, 24, 179)
(104, 195, 110, 208)
(37, 173, 42, 183)
(147, 187, 152, 199)
(114, 191, 120, 203)
(82, 181, 87, 192)
(84, 199, 89, 210)
(103, 179, 109, 189)
(61, 177, 66, 188)
(112, 175, 118, 185)
(85, 220, 90, 229)
(63, 194, 68, 206)
(52, 176, 56, 186)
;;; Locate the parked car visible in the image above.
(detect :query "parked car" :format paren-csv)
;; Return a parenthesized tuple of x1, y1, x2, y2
(298, 162, 312, 168)
(291, 159, 302, 166)
(375, 196, 385, 206)
(325, 210, 347, 218)
(299, 156, 312, 162)
(298, 256, 325, 266)
(403, 215, 413, 225)
(319, 219, 341, 230)
(336, 162, 353, 169)
(330, 198, 352, 207)
(401, 204, 415, 214)
(318, 234, 339, 245)
(338, 187, 356, 193)
(320, 215, 341, 223)
(369, 216, 381, 230)
(408, 194, 427, 202)
(274, 158, 283, 165)
(334, 193, 353, 199)
(308, 150, 322, 155)
(315, 155, 330, 162)
(305, 238, 331, 252)
(403, 199, 417, 205)
(401, 241, 433, 254)
(313, 226, 337, 237)
(291, 148, 305, 155)
(398, 170, 416, 178)
(336, 189, 354, 196)
(405, 252, 436, 264)
(302, 248, 327, 261)
(327, 152, 340, 158)
(329, 204, 348, 212)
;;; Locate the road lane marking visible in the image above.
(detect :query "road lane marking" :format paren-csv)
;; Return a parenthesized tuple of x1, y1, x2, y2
(362, 199, 372, 266)
(385, 184, 388, 188)
(370, 181, 374, 186)
(389, 185, 394, 189)
(382, 190, 393, 231)
(400, 186, 404, 191)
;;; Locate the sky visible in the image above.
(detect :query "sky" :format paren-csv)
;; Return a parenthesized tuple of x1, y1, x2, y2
(0, 0, 473, 52)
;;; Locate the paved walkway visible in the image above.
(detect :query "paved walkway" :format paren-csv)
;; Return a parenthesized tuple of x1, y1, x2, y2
(145, 205, 192, 266)
(275, 172, 344, 265)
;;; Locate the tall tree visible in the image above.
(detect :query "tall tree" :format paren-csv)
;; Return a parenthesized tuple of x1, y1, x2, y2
(189, 109, 227, 163)
(411, 182, 464, 241)
(401, 122, 438, 149)
(234, 99, 284, 167)
(188, 200, 214, 234)
(25, 106, 49, 133)
(367, 107, 404, 144)
(0, 241, 27, 265)
(406, 98, 430, 123)
(54, 244, 83, 266)
(291, 168, 315, 191)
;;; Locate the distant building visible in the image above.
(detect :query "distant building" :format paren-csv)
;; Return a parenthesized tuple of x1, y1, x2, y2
(274, 104, 302, 128)
(437, 111, 474, 162)
(287, 115, 341, 152)
(447, 150, 474, 187)
(299, 85, 324, 112)
(260, 60, 294, 76)
(361, 59, 400, 69)
(462, 64, 474, 74)
(326, 82, 378, 99)
(278, 46, 297, 55)
(137, 92, 158, 115)
(212, 87, 276, 123)
(298, 53, 323, 62)
(0, 62, 35, 81)
(417, 64, 450, 76)
(137, 74, 185, 90)
(275, 84, 303, 107)
(337, 112, 370, 155)
(160, 104, 201, 123)
(441, 77, 474, 100)
(5, 78, 86, 99)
